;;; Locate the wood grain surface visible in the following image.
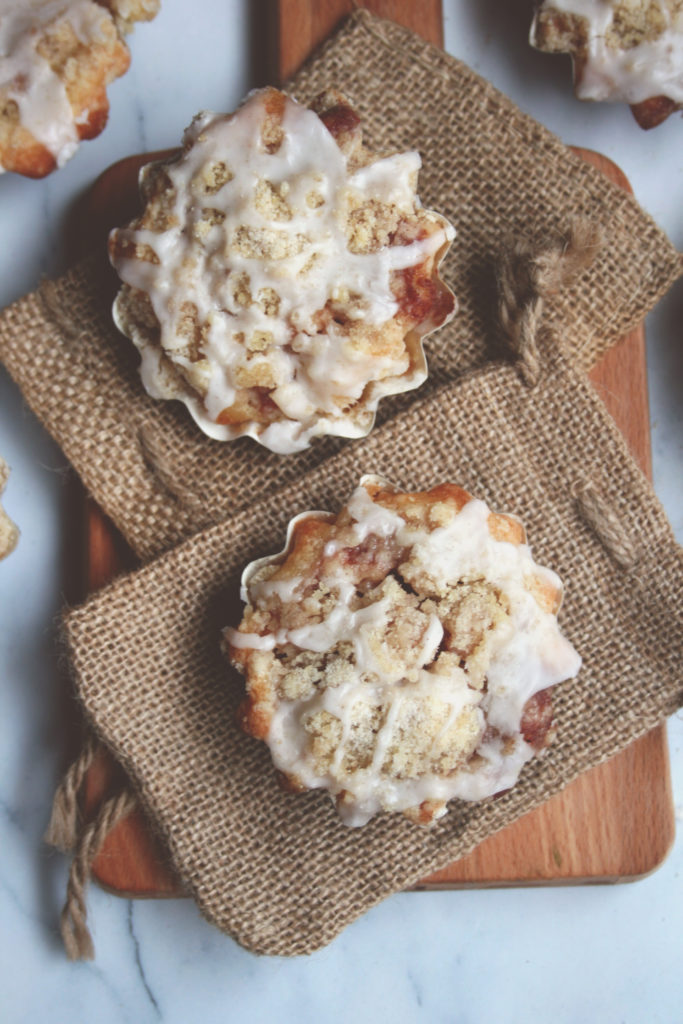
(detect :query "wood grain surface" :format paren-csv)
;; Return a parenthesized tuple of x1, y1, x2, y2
(277, 0, 444, 80)
(77, 0, 673, 897)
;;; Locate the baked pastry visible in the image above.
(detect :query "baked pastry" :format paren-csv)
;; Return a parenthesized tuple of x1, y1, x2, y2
(0, 457, 19, 560)
(530, 1, 683, 128)
(226, 476, 581, 827)
(109, 88, 456, 454)
(0, 0, 159, 177)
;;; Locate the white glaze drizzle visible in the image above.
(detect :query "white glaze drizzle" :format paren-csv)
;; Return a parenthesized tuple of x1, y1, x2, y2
(228, 480, 581, 826)
(0, 0, 113, 171)
(111, 90, 456, 454)
(532, 0, 683, 103)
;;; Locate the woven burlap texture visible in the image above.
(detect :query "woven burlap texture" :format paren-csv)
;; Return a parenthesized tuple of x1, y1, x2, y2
(64, 344, 683, 957)
(1, 10, 681, 563)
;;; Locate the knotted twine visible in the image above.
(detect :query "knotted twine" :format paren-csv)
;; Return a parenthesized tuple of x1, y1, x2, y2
(44, 730, 139, 960)
(495, 222, 643, 577)
(497, 221, 604, 387)
(496, 223, 643, 575)
(61, 789, 137, 960)
(44, 731, 100, 854)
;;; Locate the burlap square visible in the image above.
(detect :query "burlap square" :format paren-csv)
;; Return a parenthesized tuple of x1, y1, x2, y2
(0, 10, 680, 563)
(63, 344, 683, 957)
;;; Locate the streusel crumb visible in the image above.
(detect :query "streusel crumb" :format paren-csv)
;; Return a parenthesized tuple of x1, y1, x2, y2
(226, 476, 581, 826)
(530, 1, 683, 128)
(109, 88, 456, 453)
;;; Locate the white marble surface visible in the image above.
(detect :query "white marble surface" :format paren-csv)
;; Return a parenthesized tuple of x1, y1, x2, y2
(0, 2, 681, 1021)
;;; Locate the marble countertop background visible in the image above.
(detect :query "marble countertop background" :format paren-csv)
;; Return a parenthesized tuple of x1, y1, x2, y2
(0, 2, 681, 1022)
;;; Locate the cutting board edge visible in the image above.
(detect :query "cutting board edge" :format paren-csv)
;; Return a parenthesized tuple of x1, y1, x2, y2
(75, 10, 673, 893)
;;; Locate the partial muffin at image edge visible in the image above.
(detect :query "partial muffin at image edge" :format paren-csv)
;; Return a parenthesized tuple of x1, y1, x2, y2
(530, 0, 683, 128)
(0, 0, 159, 177)
(108, 87, 456, 454)
(0, 457, 19, 560)
(225, 476, 582, 828)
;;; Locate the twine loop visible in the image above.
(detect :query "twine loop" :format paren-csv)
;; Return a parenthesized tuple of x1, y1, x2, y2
(42, 276, 202, 515)
(60, 788, 138, 960)
(137, 422, 203, 512)
(44, 731, 99, 853)
(574, 479, 639, 571)
(497, 220, 603, 386)
(45, 736, 138, 960)
(38, 277, 90, 347)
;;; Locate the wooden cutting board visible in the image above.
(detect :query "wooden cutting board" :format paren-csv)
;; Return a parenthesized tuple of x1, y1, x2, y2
(76, 0, 674, 897)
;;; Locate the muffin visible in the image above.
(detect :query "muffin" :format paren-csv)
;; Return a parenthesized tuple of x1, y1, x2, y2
(0, 0, 159, 177)
(0, 457, 19, 560)
(109, 88, 456, 454)
(225, 477, 581, 827)
(530, 1, 683, 128)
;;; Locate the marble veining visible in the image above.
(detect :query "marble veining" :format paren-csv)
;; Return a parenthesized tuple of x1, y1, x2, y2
(0, 1, 681, 1021)
(128, 904, 162, 1019)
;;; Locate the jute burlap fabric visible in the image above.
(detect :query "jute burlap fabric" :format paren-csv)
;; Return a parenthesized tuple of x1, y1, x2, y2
(64, 344, 683, 957)
(0, 10, 681, 562)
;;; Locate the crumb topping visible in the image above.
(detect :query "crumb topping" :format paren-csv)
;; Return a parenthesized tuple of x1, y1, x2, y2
(226, 477, 581, 826)
(0, 0, 118, 170)
(0, 0, 156, 175)
(109, 88, 456, 453)
(531, 1, 683, 103)
(0, 457, 19, 560)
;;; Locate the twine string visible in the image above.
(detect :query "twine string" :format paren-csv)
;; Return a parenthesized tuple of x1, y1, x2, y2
(574, 479, 638, 571)
(137, 423, 203, 512)
(60, 788, 138, 961)
(497, 220, 603, 386)
(44, 732, 99, 853)
(38, 277, 91, 347)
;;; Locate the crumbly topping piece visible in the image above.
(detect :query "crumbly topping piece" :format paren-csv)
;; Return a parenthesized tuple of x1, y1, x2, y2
(531, 1, 683, 105)
(226, 477, 581, 827)
(109, 88, 456, 454)
(99, 0, 158, 34)
(0, 457, 19, 560)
